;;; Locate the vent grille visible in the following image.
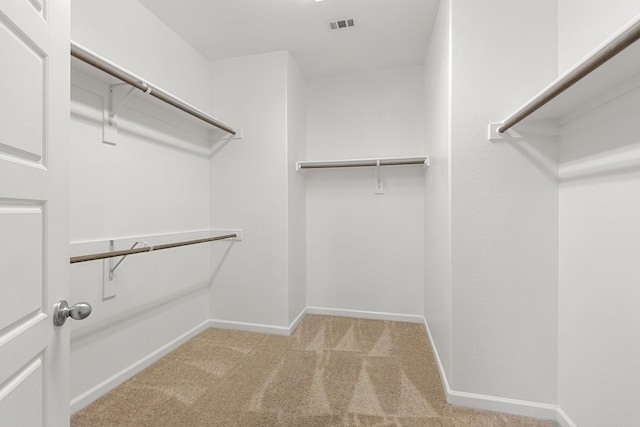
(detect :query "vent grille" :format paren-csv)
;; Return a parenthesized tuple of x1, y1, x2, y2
(328, 17, 356, 31)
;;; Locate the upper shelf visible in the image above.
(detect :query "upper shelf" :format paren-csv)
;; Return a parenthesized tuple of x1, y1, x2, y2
(296, 156, 429, 171)
(70, 41, 237, 138)
(490, 14, 640, 140)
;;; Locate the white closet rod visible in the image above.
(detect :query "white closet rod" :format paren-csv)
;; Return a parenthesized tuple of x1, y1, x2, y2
(498, 16, 640, 134)
(297, 156, 429, 170)
(70, 41, 236, 135)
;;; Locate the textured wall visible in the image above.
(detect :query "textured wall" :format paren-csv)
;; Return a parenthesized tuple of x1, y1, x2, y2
(70, 0, 214, 411)
(558, 0, 640, 74)
(71, 0, 211, 112)
(287, 54, 308, 324)
(209, 52, 290, 328)
(558, 2, 640, 425)
(423, 0, 452, 381)
(449, 0, 558, 404)
(305, 66, 426, 318)
(208, 51, 308, 330)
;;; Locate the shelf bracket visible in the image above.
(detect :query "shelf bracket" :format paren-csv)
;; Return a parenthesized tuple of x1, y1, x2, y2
(108, 83, 136, 125)
(103, 83, 140, 145)
(488, 123, 524, 142)
(108, 240, 148, 281)
(488, 121, 563, 142)
(374, 159, 384, 195)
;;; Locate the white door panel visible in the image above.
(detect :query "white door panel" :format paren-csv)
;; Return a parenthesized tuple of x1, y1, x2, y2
(0, 0, 70, 425)
(0, 359, 44, 427)
(0, 205, 43, 332)
(0, 315, 47, 386)
(0, 20, 45, 161)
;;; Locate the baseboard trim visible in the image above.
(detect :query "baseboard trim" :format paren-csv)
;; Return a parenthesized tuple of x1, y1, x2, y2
(70, 319, 211, 414)
(446, 389, 560, 421)
(421, 317, 451, 405)
(422, 317, 560, 422)
(306, 306, 424, 324)
(208, 318, 291, 336)
(556, 407, 578, 427)
(289, 308, 307, 334)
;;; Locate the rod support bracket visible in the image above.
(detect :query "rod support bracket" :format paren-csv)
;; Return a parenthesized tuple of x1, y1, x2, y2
(108, 83, 136, 125)
(108, 240, 147, 281)
(103, 83, 136, 146)
(488, 123, 524, 142)
(374, 159, 384, 195)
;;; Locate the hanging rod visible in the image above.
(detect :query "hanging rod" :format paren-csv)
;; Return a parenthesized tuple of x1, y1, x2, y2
(70, 233, 238, 264)
(498, 16, 640, 134)
(70, 41, 236, 136)
(297, 156, 429, 171)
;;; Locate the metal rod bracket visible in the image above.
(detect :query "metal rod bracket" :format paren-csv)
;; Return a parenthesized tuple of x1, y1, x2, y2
(108, 84, 137, 125)
(108, 240, 147, 280)
(374, 159, 384, 195)
(488, 123, 524, 142)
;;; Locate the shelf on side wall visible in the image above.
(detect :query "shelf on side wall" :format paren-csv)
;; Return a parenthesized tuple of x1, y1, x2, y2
(489, 14, 640, 141)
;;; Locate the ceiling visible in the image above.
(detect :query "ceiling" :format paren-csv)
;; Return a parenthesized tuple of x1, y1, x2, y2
(136, 0, 440, 76)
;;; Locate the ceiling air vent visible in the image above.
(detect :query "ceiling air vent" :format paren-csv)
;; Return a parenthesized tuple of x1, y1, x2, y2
(327, 17, 356, 31)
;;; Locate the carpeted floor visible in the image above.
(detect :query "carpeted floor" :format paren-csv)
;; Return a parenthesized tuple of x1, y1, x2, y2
(72, 315, 556, 426)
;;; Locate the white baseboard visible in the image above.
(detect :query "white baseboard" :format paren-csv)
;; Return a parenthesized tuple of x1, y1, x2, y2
(422, 317, 564, 424)
(209, 307, 422, 337)
(70, 319, 211, 414)
(556, 407, 578, 427)
(446, 388, 560, 421)
(306, 306, 424, 324)
(209, 309, 307, 336)
(421, 317, 451, 404)
(208, 318, 290, 335)
(289, 308, 307, 333)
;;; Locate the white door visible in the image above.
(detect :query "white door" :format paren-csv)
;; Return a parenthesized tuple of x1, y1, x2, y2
(0, 0, 71, 425)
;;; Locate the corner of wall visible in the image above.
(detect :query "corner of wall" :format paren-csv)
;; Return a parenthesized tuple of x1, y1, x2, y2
(423, 0, 453, 384)
(285, 52, 308, 324)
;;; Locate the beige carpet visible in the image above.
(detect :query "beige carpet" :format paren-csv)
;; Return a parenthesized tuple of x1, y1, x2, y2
(72, 315, 556, 426)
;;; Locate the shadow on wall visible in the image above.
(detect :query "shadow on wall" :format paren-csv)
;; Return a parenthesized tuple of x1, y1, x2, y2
(71, 70, 213, 158)
(71, 279, 211, 343)
(559, 87, 640, 184)
(209, 242, 236, 286)
(496, 86, 640, 186)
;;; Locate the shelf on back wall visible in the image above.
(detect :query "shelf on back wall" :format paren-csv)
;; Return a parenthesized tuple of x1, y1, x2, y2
(296, 156, 429, 195)
(296, 156, 429, 171)
(489, 13, 640, 141)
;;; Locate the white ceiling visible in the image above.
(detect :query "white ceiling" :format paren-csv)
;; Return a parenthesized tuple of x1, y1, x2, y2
(136, 0, 440, 76)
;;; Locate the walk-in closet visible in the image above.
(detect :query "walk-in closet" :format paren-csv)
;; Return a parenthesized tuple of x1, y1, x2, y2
(1, 0, 639, 426)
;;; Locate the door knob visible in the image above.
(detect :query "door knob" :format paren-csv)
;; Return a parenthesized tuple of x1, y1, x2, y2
(53, 300, 92, 326)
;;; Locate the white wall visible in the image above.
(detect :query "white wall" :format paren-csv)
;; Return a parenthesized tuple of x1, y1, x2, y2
(558, 0, 640, 74)
(305, 66, 425, 318)
(69, 0, 215, 411)
(209, 52, 289, 328)
(423, 0, 452, 380)
(557, 2, 640, 425)
(208, 51, 307, 330)
(449, 0, 558, 407)
(287, 55, 308, 324)
(71, 0, 210, 111)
